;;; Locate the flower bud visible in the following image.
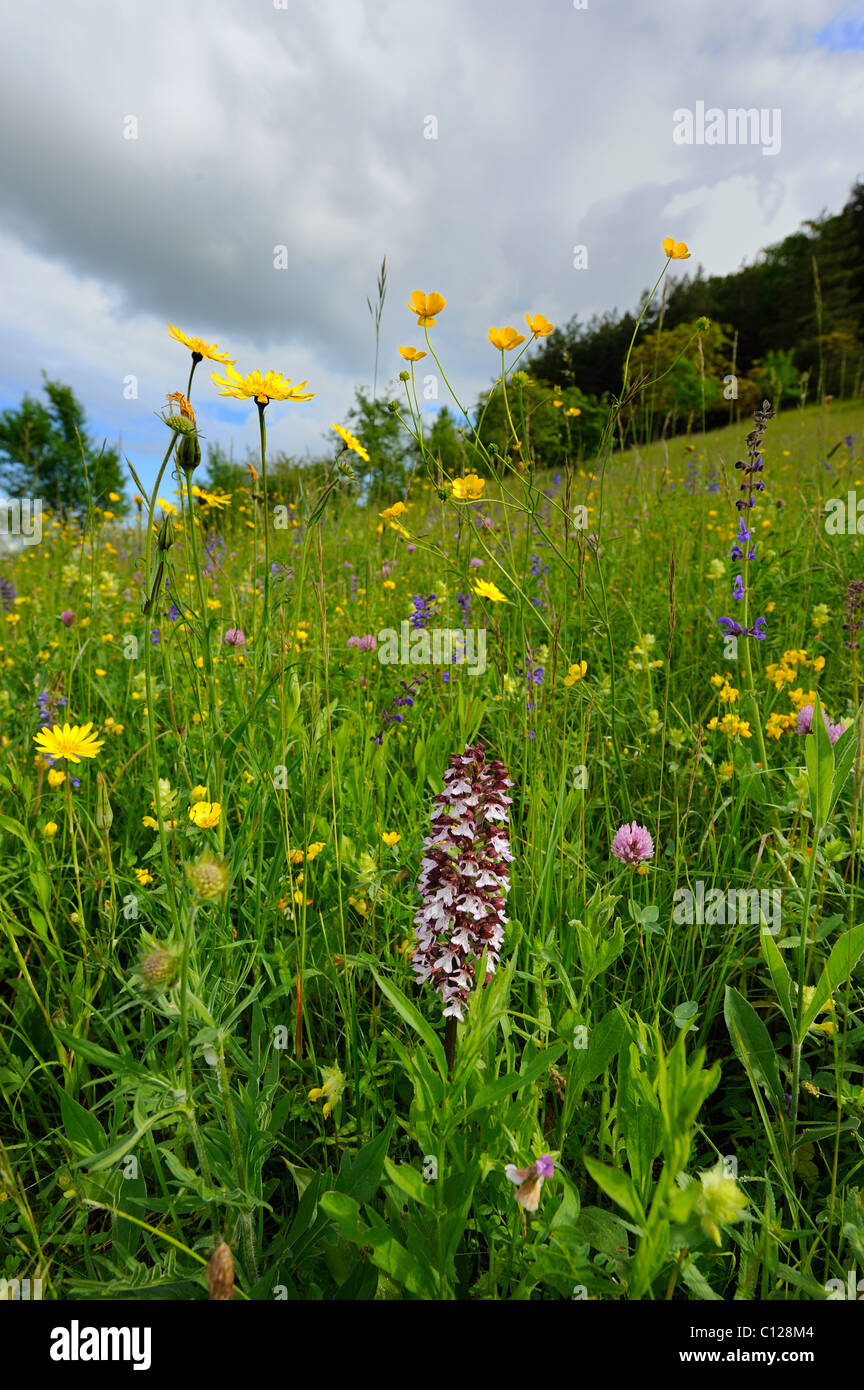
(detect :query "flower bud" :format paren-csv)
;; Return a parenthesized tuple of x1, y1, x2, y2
(398, 370, 410, 382)
(162, 413, 197, 435)
(156, 512, 175, 552)
(177, 431, 202, 476)
(95, 772, 113, 829)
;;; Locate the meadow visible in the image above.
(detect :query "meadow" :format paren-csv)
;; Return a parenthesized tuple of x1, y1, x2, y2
(2, 262, 864, 1303)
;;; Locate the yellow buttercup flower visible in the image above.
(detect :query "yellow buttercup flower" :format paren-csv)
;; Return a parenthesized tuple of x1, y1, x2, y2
(398, 345, 427, 362)
(473, 579, 509, 604)
(381, 831, 401, 847)
(405, 291, 446, 326)
(167, 324, 234, 364)
(379, 501, 408, 522)
(525, 312, 554, 338)
(450, 474, 485, 501)
(331, 423, 370, 462)
(42, 822, 59, 838)
(488, 325, 526, 352)
(189, 801, 222, 829)
(210, 366, 314, 404)
(47, 768, 67, 787)
(33, 722, 104, 764)
(662, 237, 691, 260)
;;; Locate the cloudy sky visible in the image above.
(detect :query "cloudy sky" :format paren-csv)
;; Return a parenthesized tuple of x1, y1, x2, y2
(1, 0, 863, 490)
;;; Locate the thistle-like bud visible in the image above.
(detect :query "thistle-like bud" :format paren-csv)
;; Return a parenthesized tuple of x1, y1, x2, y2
(163, 413, 197, 435)
(398, 370, 410, 382)
(177, 431, 202, 477)
(336, 457, 356, 479)
(186, 852, 230, 902)
(137, 944, 181, 990)
(206, 1240, 235, 1300)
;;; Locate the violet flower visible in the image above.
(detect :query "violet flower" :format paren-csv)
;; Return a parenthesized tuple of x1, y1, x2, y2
(611, 820, 654, 866)
(505, 1154, 555, 1211)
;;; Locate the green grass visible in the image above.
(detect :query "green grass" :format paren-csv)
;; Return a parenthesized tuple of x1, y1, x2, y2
(2, 387, 864, 1302)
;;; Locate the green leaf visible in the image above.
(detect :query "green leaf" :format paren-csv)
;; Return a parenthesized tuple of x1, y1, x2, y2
(724, 985, 785, 1112)
(804, 693, 833, 826)
(58, 1089, 107, 1156)
(762, 932, 795, 1029)
(369, 968, 448, 1080)
(799, 923, 864, 1038)
(583, 1155, 645, 1225)
(464, 1043, 564, 1116)
(829, 722, 857, 819)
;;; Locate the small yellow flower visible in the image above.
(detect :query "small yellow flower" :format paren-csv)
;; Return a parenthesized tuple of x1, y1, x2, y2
(473, 579, 509, 604)
(525, 312, 554, 338)
(450, 473, 485, 501)
(811, 603, 830, 628)
(305, 842, 325, 861)
(308, 1065, 345, 1120)
(488, 325, 526, 352)
(405, 291, 446, 326)
(47, 768, 67, 788)
(331, 422, 370, 462)
(189, 801, 222, 829)
(135, 868, 154, 886)
(33, 722, 104, 764)
(398, 345, 427, 362)
(662, 236, 691, 260)
(564, 660, 587, 686)
(42, 822, 59, 838)
(94, 667, 107, 677)
(382, 831, 401, 847)
(167, 324, 234, 365)
(166, 390, 196, 422)
(210, 366, 314, 404)
(379, 500, 408, 522)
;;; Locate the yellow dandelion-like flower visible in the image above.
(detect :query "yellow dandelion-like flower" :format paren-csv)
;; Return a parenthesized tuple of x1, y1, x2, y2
(167, 324, 234, 365)
(210, 366, 314, 404)
(473, 579, 509, 604)
(33, 722, 104, 764)
(331, 423, 370, 462)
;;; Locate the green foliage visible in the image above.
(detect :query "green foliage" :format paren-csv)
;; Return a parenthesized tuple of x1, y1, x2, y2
(0, 374, 126, 516)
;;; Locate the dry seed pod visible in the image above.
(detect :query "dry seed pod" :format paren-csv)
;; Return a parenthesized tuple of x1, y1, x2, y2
(206, 1239, 235, 1300)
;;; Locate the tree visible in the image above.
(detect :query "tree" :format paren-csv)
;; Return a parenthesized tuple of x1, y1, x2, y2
(345, 387, 417, 501)
(0, 375, 126, 516)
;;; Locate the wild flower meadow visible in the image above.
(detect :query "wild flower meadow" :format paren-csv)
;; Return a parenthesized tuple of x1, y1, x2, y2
(3, 239, 864, 1308)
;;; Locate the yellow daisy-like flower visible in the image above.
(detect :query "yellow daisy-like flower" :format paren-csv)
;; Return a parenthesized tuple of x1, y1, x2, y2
(33, 722, 104, 764)
(564, 660, 587, 686)
(398, 345, 427, 362)
(381, 831, 401, 847)
(210, 366, 314, 404)
(473, 579, 509, 604)
(167, 324, 234, 365)
(189, 801, 222, 829)
(331, 423, 370, 462)
(450, 474, 485, 501)
(525, 312, 554, 338)
(662, 237, 691, 260)
(405, 291, 446, 326)
(379, 500, 408, 522)
(488, 325, 526, 352)
(192, 485, 232, 510)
